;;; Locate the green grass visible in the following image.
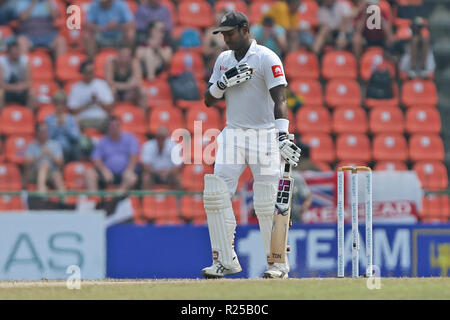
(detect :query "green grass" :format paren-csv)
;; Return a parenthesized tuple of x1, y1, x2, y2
(0, 278, 449, 300)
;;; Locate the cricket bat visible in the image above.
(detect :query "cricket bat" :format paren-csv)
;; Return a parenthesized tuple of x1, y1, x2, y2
(269, 161, 294, 263)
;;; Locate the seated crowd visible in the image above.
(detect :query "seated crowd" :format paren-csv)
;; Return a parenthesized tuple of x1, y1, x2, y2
(0, 0, 438, 197)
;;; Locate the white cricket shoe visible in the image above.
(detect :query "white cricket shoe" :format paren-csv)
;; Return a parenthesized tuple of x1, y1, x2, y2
(201, 255, 242, 279)
(263, 263, 289, 279)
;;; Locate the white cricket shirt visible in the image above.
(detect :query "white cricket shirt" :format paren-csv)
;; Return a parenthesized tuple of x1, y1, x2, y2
(209, 39, 288, 129)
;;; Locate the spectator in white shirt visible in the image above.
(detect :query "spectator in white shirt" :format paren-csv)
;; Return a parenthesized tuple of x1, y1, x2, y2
(140, 126, 181, 189)
(67, 60, 114, 131)
(312, 0, 353, 55)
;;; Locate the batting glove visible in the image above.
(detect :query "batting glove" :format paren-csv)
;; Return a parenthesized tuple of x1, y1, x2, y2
(278, 132, 302, 167)
(209, 63, 253, 98)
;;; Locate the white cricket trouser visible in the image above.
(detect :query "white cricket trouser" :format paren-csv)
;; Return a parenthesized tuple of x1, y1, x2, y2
(214, 127, 281, 194)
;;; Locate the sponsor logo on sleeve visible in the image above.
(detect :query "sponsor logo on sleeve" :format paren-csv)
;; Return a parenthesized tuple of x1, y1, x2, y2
(272, 65, 283, 78)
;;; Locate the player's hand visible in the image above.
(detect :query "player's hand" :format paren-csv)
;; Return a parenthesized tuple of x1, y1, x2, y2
(216, 63, 253, 90)
(278, 133, 301, 167)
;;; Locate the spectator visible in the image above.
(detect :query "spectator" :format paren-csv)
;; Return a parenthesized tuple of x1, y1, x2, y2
(203, 10, 228, 76)
(0, 41, 34, 109)
(45, 91, 81, 162)
(136, 20, 172, 82)
(24, 122, 65, 193)
(399, 17, 435, 79)
(141, 126, 181, 189)
(86, 116, 139, 194)
(312, 0, 353, 55)
(353, 0, 395, 59)
(67, 60, 114, 131)
(135, 0, 173, 44)
(85, 0, 135, 58)
(13, 0, 66, 58)
(264, 0, 315, 51)
(105, 45, 146, 108)
(250, 16, 288, 57)
(0, 0, 16, 26)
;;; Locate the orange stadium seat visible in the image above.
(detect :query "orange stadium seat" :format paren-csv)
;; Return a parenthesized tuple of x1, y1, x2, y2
(300, 133, 335, 163)
(142, 194, 179, 221)
(180, 195, 204, 221)
(178, 0, 213, 28)
(148, 106, 184, 135)
(298, 0, 319, 29)
(405, 106, 441, 134)
(56, 52, 86, 83)
(0, 163, 22, 191)
(332, 106, 368, 134)
(336, 134, 371, 162)
(94, 48, 118, 79)
(321, 50, 357, 80)
(28, 50, 54, 81)
(420, 194, 449, 222)
(372, 133, 408, 161)
(64, 161, 93, 190)
(369, 105, 404, 134)
(409, 134, 444, 162)
(284, 50, 319, 80)
(0, 105, 34, 136)
(60, 27, 84, 52)
(181, 164, 214, 191)
(401, 79, 437, 108)
(170, 50, 205, 80)
(360, 47, 396, 81)
(142, 79, 173, 108)
(365, 83, 399, 108)
(290, 79, 323, 106)
(296, 105, 331, 134)
(112, 103, 148, 135)
(185, 105, 222, 134)
(413, 161, 448, 191)
(36, 104, 56, 123)
(374, 161, 408, 171)
(215, 0, 249, 16)
(32, 80, 59, 106)
(0, 195, 25, 211)
(325, 79, 361, 108)
(5, 135, 34, 165)
(249, 1, 273, 25)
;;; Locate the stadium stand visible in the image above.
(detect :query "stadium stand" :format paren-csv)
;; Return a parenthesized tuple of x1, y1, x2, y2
(0, 0, 446, 224)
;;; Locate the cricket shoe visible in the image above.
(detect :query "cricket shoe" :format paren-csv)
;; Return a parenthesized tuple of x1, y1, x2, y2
(263, 263, 289, 279)
(201, 255, 242, 279)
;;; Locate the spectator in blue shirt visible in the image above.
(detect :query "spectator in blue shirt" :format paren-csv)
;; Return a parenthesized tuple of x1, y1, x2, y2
(13, 0, 67, 58)
(86, 116, 139, 194)
(250, 16, 287, 57)
(45, 91, 81, 162)
(85, 0, 135, 58)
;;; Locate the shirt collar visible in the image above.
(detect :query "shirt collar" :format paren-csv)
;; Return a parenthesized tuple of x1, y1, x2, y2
(234, 39, 258, 63)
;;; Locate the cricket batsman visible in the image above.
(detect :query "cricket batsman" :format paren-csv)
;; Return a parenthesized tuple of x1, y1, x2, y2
(201, 11, 302, 279)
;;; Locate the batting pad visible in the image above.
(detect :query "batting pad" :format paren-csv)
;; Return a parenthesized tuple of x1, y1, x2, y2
(203, 174, 236, 269)
(253, 182, 277, 257)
